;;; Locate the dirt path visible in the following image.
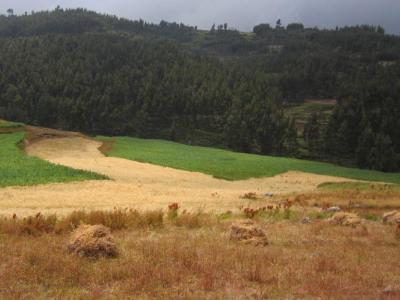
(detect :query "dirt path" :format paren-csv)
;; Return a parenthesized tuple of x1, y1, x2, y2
(0, 137, 351, 216)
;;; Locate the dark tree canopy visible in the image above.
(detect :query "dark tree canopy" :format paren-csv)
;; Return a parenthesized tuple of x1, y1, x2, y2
(0, 8, 400, 171)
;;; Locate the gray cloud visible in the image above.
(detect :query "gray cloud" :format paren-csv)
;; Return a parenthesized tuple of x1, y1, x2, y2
(1, 0, 399, 34)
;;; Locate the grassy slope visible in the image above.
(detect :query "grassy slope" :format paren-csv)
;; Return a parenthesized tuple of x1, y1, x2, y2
(0, 133, 106, 187)
(100, 136, 400, 184)
(0, 120, 24, 129)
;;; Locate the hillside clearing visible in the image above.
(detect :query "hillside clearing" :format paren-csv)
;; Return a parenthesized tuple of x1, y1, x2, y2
(285, 100, 335, 122)
(100, 136, 400, 184)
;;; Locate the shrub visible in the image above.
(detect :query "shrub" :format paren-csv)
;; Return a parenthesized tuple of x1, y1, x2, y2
(308, 211, 334, 220)
(362, 213, 380, 222)
(218, 211, 233, 220)
(241, 206, 299, 221)
(241, 192, 257, 200)
(167, 203, 180, 220)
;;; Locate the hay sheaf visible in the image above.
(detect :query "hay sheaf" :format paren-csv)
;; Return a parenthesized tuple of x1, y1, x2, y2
(230, 220, 268, 246)
(328, 212, 362, 227)
(383, 211, 400, 225)
(67, 224, 118, 258)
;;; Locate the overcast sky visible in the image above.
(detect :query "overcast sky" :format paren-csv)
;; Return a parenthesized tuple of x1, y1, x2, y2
(1, 0, 399, 35)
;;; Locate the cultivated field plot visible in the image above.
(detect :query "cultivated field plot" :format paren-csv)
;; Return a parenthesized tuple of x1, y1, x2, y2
(0, 128, 399, 215)
(100, 136, 400, 183)
(0, 132, 105, 188)
(0, 135, 357, 216)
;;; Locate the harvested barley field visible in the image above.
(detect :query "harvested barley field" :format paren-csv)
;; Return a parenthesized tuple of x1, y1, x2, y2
(0, 135, 355, 216)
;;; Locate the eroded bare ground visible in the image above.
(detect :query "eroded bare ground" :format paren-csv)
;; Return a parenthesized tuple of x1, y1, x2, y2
(0, 134, 354, 216)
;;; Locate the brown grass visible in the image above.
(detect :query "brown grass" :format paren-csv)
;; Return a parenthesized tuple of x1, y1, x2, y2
(289, 190, 400, 213)
(0, 209, 164, 235)
(0, 208, 400, 299)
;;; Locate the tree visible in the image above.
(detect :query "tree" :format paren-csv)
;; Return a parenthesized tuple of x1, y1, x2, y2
(370, 134, 397, 171)
(356, 126, 375, 168)
(6, 8, 14, 17)
(304, 113, 321, 154)
(210, 24, 216, 33)
(283, 118, 299, 155)
(223, 97, 252, 152)
(287, 23, 304, 31)
(253, 23, 271, 36)
(276, 19, 282, 29)
(160, 20, 168, 28)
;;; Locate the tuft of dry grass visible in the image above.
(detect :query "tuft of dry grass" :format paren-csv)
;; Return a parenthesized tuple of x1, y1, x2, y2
(170, 211, 215, 229)
(241, 192, 258, 200)
(0, 209, 164, 235)
(0, 212, 58, 236)
(240, 205, 299, 222)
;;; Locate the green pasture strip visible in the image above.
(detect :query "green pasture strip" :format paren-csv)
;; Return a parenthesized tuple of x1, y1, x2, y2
(99, 136, 400, 184)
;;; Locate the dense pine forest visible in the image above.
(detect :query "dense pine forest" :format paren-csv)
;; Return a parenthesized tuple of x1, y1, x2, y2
(0, 8, 399, 171)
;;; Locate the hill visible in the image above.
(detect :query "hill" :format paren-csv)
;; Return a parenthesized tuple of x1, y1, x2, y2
(0, 8, 399, 172)
(1, 9, 400, 300)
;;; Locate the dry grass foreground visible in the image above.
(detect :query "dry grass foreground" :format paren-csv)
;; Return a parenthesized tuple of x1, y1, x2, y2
(0, 209, 400, 299)
(0, 131, 354, 216)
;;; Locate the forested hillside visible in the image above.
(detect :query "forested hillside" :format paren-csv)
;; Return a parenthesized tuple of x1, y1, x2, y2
(0, 8, 399, 171)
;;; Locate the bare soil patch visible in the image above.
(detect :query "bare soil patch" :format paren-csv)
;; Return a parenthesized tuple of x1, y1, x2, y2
(22, 125, 86, 146)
